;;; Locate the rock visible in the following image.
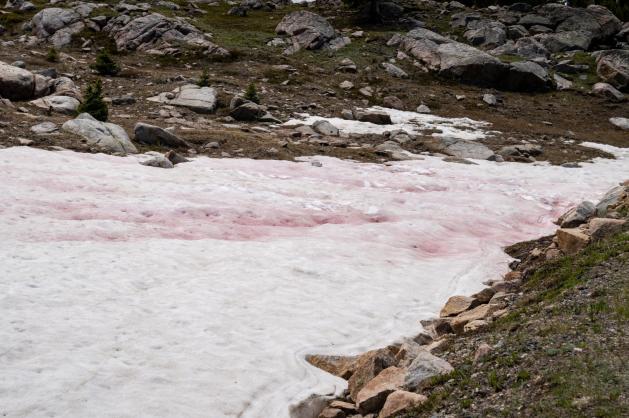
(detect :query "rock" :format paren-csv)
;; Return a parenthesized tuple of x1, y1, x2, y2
(588, 218, 626, 241)
(474, 342, 493, 363)
(451, 304, 494, 334)
(337, 58, 357, 73)
(483, 93, 497, 106)
(105, 13, 228, 57)
(511, 36, 549, 59)
(534, 31, 593, 53)
(609, 117, 629, 130)
(355, 367, 405, 414)
(30, 7, 86, 48)
(420, 318, 453, 337)
(275, 11, 336, 51)
(134, 123, 190, 148)
(382, 62, 408, 78)
(339, 80, 354, 90)
(440, 295, 478, 317)
(507, 25, 529, 40)
(30, 95, 79, 114)
(312, 120, 339, 136)
(165, 150, 189, 165)
(519, 14, 552, 28)
(230, 102, 265, 121)
(592, 82, 625, 102)
(31, 121, 58, 134)
(140, 153, 174, 169)
(554, 74, 573, 91)
(504, 61, 552, 92)
(596, 50, 629, 92)
(596, 186, 627, 216)
(464, 20, 507, 49)
(529, 25, 553, 35)
(0, 62, 51, 101)
(353, 110, 392, 125)
(422, 137, 494, 160)
(148, 85, 218, 114)
(306, 354, 358, 380)
(471, 287, 496, 304)
(348, 348, 397, 401)
(556, 228, 590, 254)
(404, 350, 454, 389)
(464, 319, 489, 333)
(416, 104, 431, 113)
(375, 141, 422, 161)
(383, 96, 404, 110)
(62, 113, 138, 154)
(328, 400, 357, 415)
(552, 4, 622, 41)
(359, 86, 374, 97)
(559, 201, 596, 228)
(318, 407, 345, 418)
(378, 390, 427, 418)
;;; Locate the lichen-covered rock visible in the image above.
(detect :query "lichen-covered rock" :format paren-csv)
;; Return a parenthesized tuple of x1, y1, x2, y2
(62, 113, 137, 154)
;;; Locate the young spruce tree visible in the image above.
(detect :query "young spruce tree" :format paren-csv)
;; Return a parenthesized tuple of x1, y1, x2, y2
(78, 79, 109, 122)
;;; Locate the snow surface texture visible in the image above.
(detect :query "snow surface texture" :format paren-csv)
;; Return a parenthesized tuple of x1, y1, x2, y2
(284, 106, 494, 140)
(2, 146, 629, 418)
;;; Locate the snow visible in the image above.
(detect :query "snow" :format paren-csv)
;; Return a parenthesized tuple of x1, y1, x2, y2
(284, 106, 495, 140)
(1, 146, 629, 418)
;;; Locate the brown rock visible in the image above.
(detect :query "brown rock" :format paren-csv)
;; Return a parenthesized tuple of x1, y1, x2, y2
(439, 295, 478, 317)
(464, 319, 489, 333)
(504, 271, 522, 281)
(318, 407, 345, 418)
(404, 350, 453, 389)
(394, 341, 424, 367)
(473, 342, 492, 364)
(329, 400, 357, 414)
(471, 287, 496, 304)
(356, 367, 405, 414)
(306, 354, 358, 380)
(420, 318, 453, 337)
(556, 228, 590, 254)
(378, 390, 427, 418)
(492, 279, 521, 293)
(451, 304, 494, 334)
(348, 348, 397, 401)
(588, 218, 626, 241)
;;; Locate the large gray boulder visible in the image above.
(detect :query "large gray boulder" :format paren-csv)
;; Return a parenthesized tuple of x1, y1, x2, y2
(535, 3, 621, 42)
(134, 123, 190, 148)
(503, 61, 553, 92)
(104, 13, 228, 57)
(230, 101, 265, 121)
(464, 19, 507, 49)
(62, 113, 138, 154)
(147, 84, 218, 113)
(30, 95, 79, 114)
(30, 6, 96, 48)
(592, 82, 625, 102)
(275, 11, 337, 52)
(0, 62, 51, 100)
(422, 137, 494, 160)
(533, 31, 593, 53)
(596, 50, 629, 92)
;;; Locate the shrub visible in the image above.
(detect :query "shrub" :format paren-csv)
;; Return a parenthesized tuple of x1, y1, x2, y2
(92, 49, 120, 76)
(78, 79, 109, 122)
(243, 82, 260, 104)
(197, 67, 210, 87)
(46, 48, 58, 63)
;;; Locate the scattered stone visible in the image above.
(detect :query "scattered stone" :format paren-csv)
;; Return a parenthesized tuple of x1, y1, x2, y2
(596, 186, 626, 216)
(473, 342, 493, 363)
(230, 102, 265, 121)
(588, 218, 626, 241)
(353, 110, 392, 125)
(305, 355, 357, 380)
(440, 295, 478, 317)
(30, 95, 79, 114)
(148, 85, 218, 114)
(339, 80, 354, 90)
(140, 152, 174, 169)
(317, 407, 344, 418)
(275, 11, 338, 53)
(609, 117, 629, 130)
(592, 82, 625, 102)
(464, 319, 489, 333)
(31, 121, 58, 134)
(165, 150, 189, 165)
(134, 123, 190, 148)
(62, 113, 137, 154)
(595, 49, 629, 92)
(337, 58, 357, 73)
(404, 350, 454, 389)
(559, 201, 596, 228)
(378, 390, 427, 418)
(348, 348, 397, 401)
(355, 366, 405, 414)
(556, 228, 590, 254)
(416, 104, 431, 114)
(451, 304, 494, 334)
(483, 93, 497, 106)
(312, 120, 339, 136)
(382, 62, 408, 78)
(383, 96, 404, 110)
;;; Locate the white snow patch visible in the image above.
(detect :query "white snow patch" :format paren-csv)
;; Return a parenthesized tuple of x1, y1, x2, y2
(1, 146, 629, 418)
(284, 106, 495, 140)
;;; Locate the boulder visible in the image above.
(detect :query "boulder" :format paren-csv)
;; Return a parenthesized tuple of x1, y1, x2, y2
(0, 62, 51, 101)
(30, 95, 79, 114)
(134, 123, 190, 148)
(140, 152, 174, 169)
(451, 304, 494, 334)
(275, 11, 336, 52)
(317, 407, 344, 418)
(554, 74, 573, 91)
(382, 62, 408, 78)
(440, 295, 477, 317)
(609, 117, 629, 131)
(507, 25, 529, 40)
(148, 85, 218, 114)
(31, 121, 58, 134)
(556, 228, 590, 254)
(518, 14, 552, 28)
(464, 20, 507, 49)
(105, 13, 228, 57)
(592, 82, 625, 102)
(421, 137, 494, 160)
(533, 31, 593, 53)
(559, 201, 596, 228)
(305, 354, 358, 380)
(511, 37, 549, 59)
(312, 120, 339, 136)
(596, 50, 629, 92)
(375, 141, 422, 161)
(328, 400, 357, 415)
(503, 60, 552, 91)
(555, 5, 622, 41)
(596, 186, 627, 216)
(378, 390, 427, 418)
(473, 342, 493, 363)
(230, 102, 265, 121)
(353, 110, 392, 125)
(383, 95, 404, 110)
(404, 350, 454, 389)
(62, 113, 138, 154)
(355, 366, 405, 414)
(464, 319, 489, 333)
(588, 218, 626, 241)
(348, 348, 397, 401)
(30, 7, 87, 48)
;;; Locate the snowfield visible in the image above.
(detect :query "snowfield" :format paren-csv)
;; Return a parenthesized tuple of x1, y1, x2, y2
(2, 145, 629, 418)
